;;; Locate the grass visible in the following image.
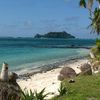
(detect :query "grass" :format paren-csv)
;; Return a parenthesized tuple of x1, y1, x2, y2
(51, 73, 100, 100)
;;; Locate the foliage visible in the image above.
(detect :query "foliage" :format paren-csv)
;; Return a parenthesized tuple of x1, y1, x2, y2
(21, 90, 34, 100)
(51, 73, 100, 100)
(58, 82, 68, 96)
(34, 88, 49, 100)
(96, 38, 100, 50)
(79, 0, 100, 34)
(92, 39, 100, 53)
(21, 88, 49, 100)
(91, 38, 100, 60)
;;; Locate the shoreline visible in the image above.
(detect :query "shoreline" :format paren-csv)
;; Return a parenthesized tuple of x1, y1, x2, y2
(32, 45, 92, 49)
(17, 57, 89, 99)
(18, 56, 89, 79)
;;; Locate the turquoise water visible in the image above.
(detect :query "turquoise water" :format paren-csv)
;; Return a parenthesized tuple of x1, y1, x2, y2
(0, 38, 95, 73)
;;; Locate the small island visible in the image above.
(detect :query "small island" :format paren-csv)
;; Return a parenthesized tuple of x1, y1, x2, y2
(34, 31, 75, 39)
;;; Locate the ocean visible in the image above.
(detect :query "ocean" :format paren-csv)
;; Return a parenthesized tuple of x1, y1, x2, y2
(0, 38, 95, 74)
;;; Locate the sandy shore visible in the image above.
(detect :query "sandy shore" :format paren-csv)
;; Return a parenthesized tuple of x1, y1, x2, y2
(17, 58, 89, 99)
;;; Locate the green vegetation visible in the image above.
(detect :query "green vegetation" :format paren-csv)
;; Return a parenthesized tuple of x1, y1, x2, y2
(96, 38, 100, 50)
(91, 39, 100, 60)
(21, 88, 49, 100)
(34, 88, 49, 100)
(51, 73, 100, 100)
(79, 0, 100, 34)
(58, 82, 68, 96)
(21, 90, 34, 100)
(34, 31, 75, 39)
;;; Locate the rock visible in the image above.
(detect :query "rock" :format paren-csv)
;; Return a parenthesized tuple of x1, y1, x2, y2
(58, 74, 64, 81)
(68, 79, 75, 83)
(58, 67, 76, 81)
(9, 72, 18, 84)
(80, 63, 92, 75)
(0, 81, 21, 100)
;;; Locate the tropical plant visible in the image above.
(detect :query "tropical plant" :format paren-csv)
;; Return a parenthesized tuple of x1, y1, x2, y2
(96, 38, 100, 50)
(34, 88, 49, 100)
(21, 90, 34, 100)
(79, 0, 100, 34)
(58, 82, 68, 96)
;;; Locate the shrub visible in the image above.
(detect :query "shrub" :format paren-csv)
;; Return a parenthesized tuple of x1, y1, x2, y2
(58, 82, 68, 96)
(21, 88, 49, 100)
(34, 88, 49, 100)
(21, 90, 34, 100)
(96, 38, 100, 51)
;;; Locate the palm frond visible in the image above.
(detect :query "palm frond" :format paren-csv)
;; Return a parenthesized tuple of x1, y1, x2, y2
(79, 0, 86, 8)
(34, 88, 49, 100)
(88, 0, 94, 10)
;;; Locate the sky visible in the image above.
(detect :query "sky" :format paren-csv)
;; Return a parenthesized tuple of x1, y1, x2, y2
(0, 0, 99, 38)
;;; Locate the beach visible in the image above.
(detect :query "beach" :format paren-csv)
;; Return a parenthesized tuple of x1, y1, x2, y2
(17, 58, 89, 99)
(0, 38, 92, 99)
(0, 0, 99, 99)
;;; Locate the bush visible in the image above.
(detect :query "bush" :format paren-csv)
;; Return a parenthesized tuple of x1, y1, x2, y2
(58, 82, 68, 96)
(96, 38, 100, 51)
(21, 90, 34, 100)
(34, 88, 49, 100)
(21, 88, 49, 100)
(91, 39, 100, 61)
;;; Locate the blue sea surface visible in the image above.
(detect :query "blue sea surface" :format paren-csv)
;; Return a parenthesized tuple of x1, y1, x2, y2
(0, 38, 95, 74)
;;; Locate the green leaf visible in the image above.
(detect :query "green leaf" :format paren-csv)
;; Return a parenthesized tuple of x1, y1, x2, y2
(79, 0, 86, 8)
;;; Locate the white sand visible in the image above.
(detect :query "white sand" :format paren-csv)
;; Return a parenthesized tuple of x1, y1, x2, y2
(17, 58, 89, 99)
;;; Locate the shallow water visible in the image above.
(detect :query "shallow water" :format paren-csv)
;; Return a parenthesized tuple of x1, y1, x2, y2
(0, 38, 95, 73)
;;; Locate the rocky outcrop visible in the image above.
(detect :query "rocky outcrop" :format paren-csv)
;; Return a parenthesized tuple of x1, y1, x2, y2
(80, 63, 92, 75)
(58, 67, 76, 81)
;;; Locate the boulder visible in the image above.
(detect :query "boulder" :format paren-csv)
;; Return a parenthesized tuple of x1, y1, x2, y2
(58, 74, 64, 81)
(58, 67, 76, 81)
(80, 63, 92, 75)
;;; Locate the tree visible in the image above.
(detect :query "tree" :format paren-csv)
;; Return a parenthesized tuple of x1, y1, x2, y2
(79, 0, 100, 34)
